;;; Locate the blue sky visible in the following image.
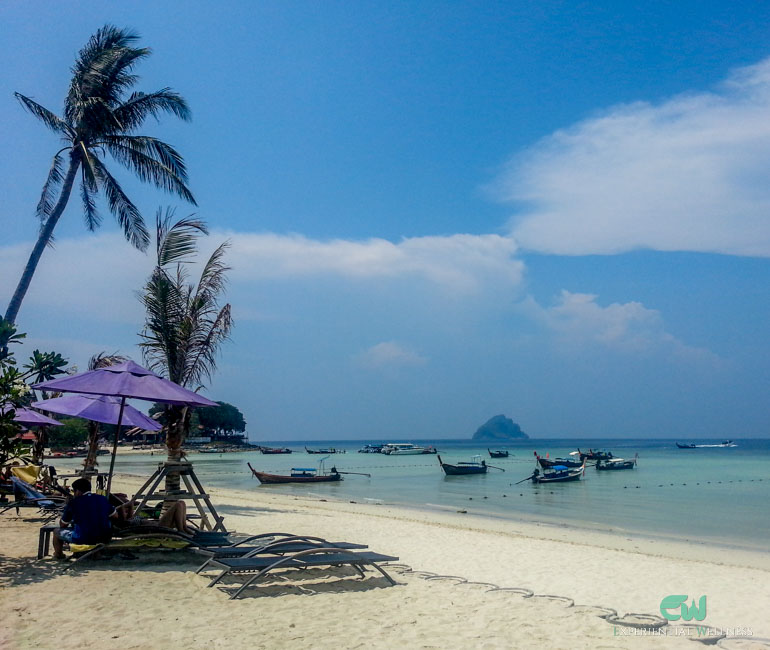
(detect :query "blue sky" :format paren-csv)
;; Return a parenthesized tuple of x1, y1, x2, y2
(1, 1, 768, 439)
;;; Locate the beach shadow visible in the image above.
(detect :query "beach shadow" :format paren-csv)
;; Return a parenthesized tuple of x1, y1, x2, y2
(215, 503, 297, 516)
(0, 554, 64, 588)
(213, 566, 399, 599)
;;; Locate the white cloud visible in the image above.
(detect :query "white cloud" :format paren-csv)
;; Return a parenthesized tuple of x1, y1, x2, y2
(520, 290, 719, 362)
(0, 234, 151, 323)
(0, 230, 525, 325)
(354, 341, 428, 369)
(497, 58, 770, 256)
(222, 231, 524, 292)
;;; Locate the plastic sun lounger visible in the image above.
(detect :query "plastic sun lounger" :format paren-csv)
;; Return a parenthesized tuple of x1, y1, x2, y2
(193, 536, 369, 574)
(205, 548, 400, 599)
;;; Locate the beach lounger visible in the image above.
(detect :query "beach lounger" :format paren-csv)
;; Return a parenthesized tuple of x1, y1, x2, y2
(62, 530, 205, 569)
(194, 536, 368, 574)
(204, 547, 400, 599)
(0, 477, 67, 519)
(114, 524, 231, 546)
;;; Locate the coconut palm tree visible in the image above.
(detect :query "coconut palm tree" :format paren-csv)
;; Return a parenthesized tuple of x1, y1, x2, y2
(5, 24, 195, 327)
(139, 208, 232, 495)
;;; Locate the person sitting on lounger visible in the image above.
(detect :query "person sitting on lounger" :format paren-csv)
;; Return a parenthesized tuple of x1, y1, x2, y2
(116, 498, 194, 535)
(53, 478, 116, 559)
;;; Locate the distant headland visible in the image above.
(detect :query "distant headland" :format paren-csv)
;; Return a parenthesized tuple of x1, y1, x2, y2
(471, 415, 529, 441)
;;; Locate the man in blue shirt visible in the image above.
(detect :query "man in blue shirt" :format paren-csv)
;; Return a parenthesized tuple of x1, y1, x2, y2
(53, 477, 116, 559)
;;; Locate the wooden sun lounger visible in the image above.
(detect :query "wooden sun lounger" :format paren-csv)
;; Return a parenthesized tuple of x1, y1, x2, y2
(193, 536, 368, 574)
(204, 547, 400, 599)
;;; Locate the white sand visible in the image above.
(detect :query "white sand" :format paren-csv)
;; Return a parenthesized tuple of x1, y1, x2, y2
(1, 474, 768, 649)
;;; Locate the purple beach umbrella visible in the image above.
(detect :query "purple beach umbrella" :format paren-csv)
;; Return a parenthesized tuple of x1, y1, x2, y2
(33, 360, 218, 407)
(1, 404, 62, 427)
(30, 394, 161, 431)
(34, 360, 217, 492)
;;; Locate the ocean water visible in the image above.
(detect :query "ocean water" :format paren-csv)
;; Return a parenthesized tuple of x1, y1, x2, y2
(53, 438, 770, 551)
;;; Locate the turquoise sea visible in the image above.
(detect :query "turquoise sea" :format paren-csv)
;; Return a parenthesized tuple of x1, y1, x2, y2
(54, 438, 770, 551)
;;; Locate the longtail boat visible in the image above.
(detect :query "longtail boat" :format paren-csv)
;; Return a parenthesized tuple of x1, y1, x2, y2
(305, 446, 344, 454)
(488, 449, 509, 458)
(577, 448, 613, 461)
(438, 455, 504, 475)
(259, 446, 293, 454)
(596, 454, 637, 470)
(248, 462, 341, 484)
(534, 451, 582, 469)
(530, 461, 586, 484)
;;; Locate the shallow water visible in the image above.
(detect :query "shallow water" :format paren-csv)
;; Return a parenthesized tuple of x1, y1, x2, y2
(54, 438, 770, 551)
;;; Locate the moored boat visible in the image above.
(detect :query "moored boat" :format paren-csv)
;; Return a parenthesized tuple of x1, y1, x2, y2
(382, 443, 436, 455)
(247, 462, 341, 484)
(676, 442, 696, 449)
(531, 462, 585, 483)
(305, 446, 344, 454)
(439, 454, 503, 475)
(577, 448, 613, 461)
(488, 448, 509, 458)
(596, 454, 638, 470)
(534, 451, 582, 468)
(259, 446, 293, 454)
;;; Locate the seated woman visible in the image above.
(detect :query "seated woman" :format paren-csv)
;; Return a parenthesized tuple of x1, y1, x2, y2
(112, 497, 194, 536)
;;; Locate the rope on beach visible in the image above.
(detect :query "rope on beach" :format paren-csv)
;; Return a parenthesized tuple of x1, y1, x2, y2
(572, 605, 618, 619)
(605, 613, 667, 629)
(715, 638, 770, 649)
(530, 594, 575, 607)
(485, 587, 534, 598)
(424, 575, 468, 584)
(380, 561, 681, 634)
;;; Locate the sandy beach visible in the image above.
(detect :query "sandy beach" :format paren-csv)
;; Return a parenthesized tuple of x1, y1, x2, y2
(2, 473, 769, 650)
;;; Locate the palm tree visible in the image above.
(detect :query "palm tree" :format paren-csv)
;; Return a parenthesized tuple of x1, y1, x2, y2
(139, 208, 232, 496)
(5, 25, 195, 327)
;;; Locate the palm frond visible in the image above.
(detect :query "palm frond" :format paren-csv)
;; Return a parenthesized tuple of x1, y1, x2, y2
(155, 207, 208, 267)
(66, 25, 145, 122)
(35, 152, 65, 221)
(90, 155, 150, 250)
(79, 177, 101, 231)
(193, 241, 231, 306)
(139, 268, 187, 384)
(88, 352, 127, 371)
(112, 89, 191, 129)
(14, 94, 70, 135)
(79, 147, 101, 230)
(100, 135, 196, 204)
(182, 303, 232, 387)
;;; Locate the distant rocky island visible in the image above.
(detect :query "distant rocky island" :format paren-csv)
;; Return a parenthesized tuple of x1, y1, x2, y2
(472, 415, 529, 441)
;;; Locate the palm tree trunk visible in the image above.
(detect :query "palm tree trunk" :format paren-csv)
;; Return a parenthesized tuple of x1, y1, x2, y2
(83, 421, 101, 474)
(4, 153, 80, 325)
(32, 427, 48, 465)
(162, 405, 188, 514)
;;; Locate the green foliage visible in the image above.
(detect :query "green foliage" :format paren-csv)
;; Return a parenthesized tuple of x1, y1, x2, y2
(0, 320, 70, 463)
(24, 349, 68, 384)
(0, 317, 26, 362)
(48, 418, 89, 449)
(198, 401, 246, 435)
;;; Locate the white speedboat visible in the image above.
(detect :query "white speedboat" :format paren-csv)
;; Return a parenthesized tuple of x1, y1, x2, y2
(382, 443, 432, 455)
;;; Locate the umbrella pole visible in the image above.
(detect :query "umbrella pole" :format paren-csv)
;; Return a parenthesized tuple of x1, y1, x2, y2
(105, 397, 126, 495)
